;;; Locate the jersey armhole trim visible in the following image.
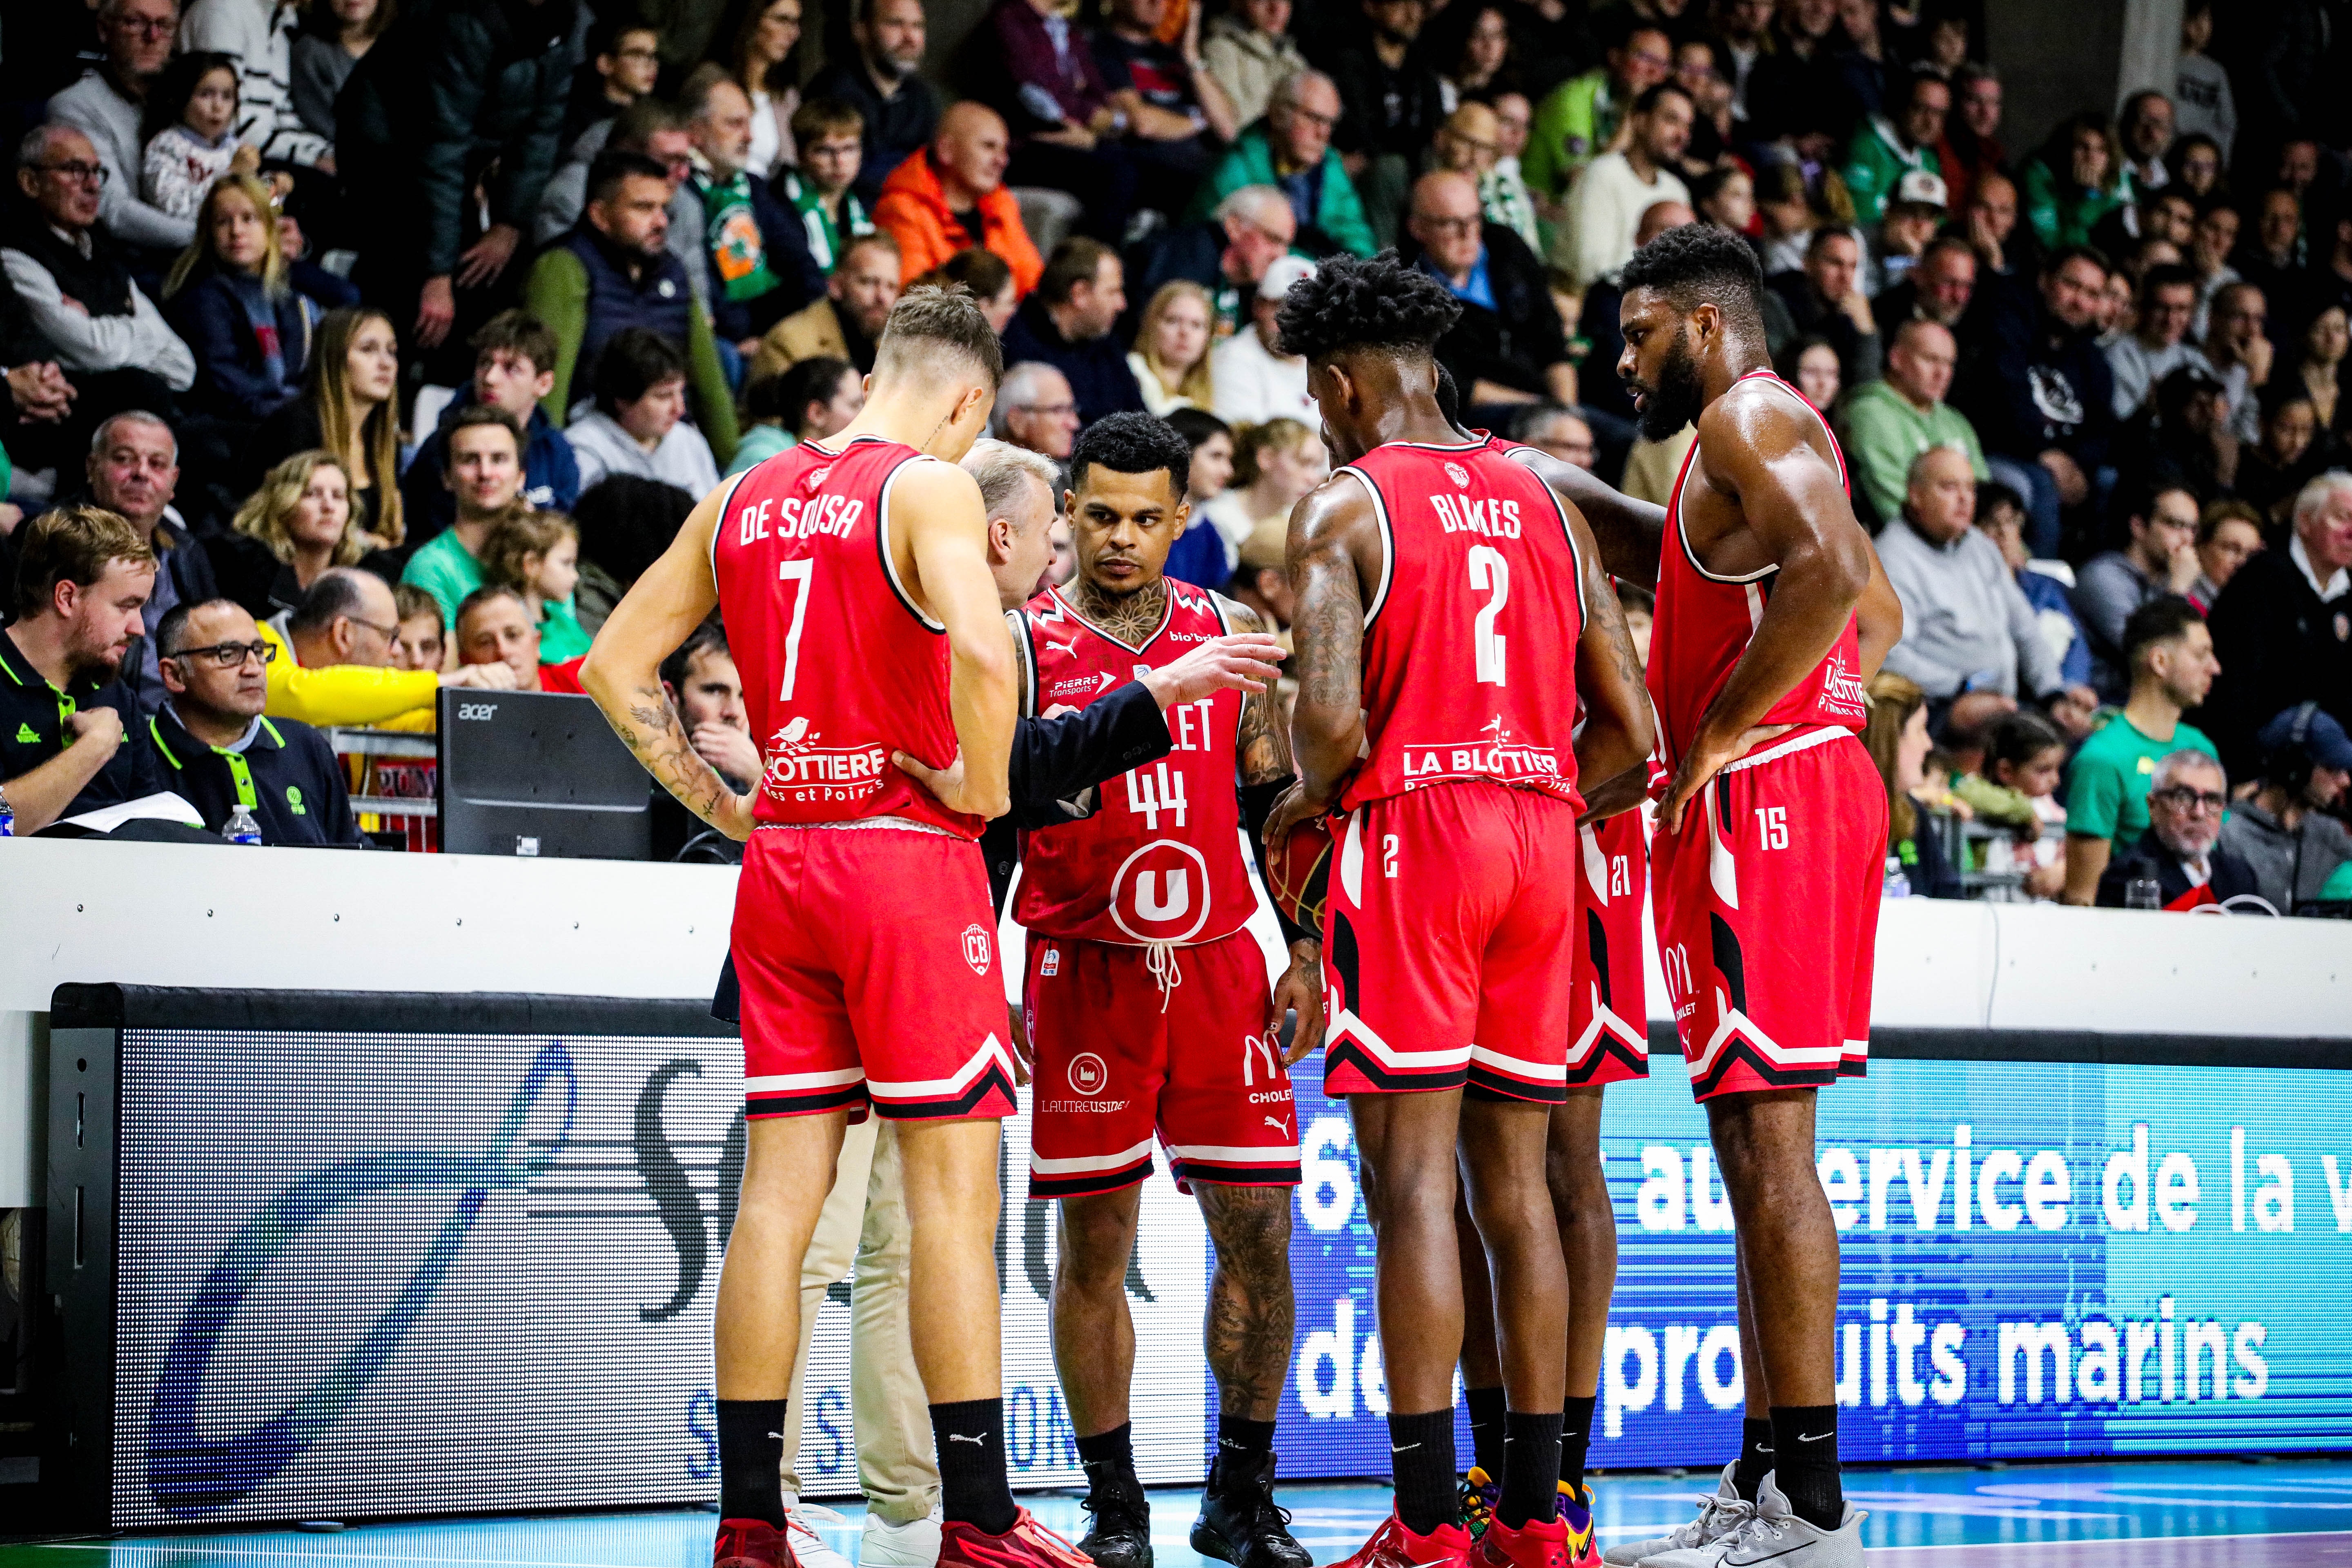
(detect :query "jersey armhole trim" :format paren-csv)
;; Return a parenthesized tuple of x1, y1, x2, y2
(1530, 472, 1588, 628)
(703, 470, 754, 587)
(1671, 424, 1779, 586)
(875, 453, 949, 634)
(1334, 466, 1394, 628)
(1009, 609, 1037, 717)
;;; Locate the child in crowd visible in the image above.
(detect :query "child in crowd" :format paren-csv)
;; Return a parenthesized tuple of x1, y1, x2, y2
(390, 584, 446, 672)
(1958, 709, 2072, 899)
(481, 511, 590, 664)
(142, 53, 260, 219)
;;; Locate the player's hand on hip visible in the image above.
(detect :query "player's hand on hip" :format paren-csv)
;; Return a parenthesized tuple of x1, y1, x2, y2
(1141, 632, 1286, 708)
(1658, 733, 1741, 836)
(1272, 939, 1323, 1065)
(891, 748, 1002, 818)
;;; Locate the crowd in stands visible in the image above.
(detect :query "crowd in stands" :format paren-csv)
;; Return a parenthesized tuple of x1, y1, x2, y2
(0, 0, 2347, 908)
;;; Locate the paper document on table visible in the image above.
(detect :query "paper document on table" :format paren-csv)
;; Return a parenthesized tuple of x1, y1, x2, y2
(60, 791, 205, 833)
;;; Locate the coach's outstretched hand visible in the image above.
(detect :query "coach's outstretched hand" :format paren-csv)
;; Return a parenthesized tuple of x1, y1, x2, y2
(1139, 633, 1286, 709)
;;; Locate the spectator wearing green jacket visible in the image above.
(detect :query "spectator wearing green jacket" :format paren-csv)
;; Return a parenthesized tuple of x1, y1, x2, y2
(1523, 25, 1672, 205)
(1843, 71, 1948, 226)
(1836, 318, 1987, 527)
(2022, 111, 2136, 252)
(1188, 71, 1376, 259)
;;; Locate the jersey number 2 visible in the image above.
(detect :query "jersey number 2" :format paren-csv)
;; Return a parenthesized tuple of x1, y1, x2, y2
(776, 559, 814, 699)
(1467, 546, 1509, 685)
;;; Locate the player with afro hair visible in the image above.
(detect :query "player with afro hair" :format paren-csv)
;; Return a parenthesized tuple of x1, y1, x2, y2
(1273, 250, 1465, 366)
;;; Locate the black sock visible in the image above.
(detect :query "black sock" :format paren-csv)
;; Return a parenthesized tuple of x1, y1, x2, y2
(1497, 1410, 1564, 1530)
(1464, 1385, 1507, 1478)
(1076, 1421, 1138, 1497)
(1732, 1417, 1773, 1503)
(1769, 1405, 1842, 1530)
(1216, 1413, 1278, 1479)
(717, 1399, 788, 1526)
(931, 1398, 1018, 1534)
(1387, 1408, 1458, 1536)
(1558, 1394, 1597, 1500)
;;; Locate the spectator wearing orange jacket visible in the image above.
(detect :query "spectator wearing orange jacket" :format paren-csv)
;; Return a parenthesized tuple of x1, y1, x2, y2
(873, 102, 1044, 297)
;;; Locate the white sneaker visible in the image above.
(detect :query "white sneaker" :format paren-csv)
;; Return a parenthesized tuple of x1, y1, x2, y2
(860, 1504, 944, 1568)
(784, 1505, 856, 1568)
(1606, 1462, 1752, 1566)
(1711, 1473, 1864, 1568)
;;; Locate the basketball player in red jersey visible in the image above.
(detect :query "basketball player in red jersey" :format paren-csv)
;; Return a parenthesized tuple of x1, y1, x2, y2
(1012, 413, 1319, 1568)
(1264, 252, 1655, 1568)
(580, 287, 1089, 1568)
(1550, 224, 1903, 1568)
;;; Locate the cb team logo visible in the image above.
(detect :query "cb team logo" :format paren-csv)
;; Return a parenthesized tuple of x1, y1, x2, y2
(1445, 461, 1472, 488)
(960, 924, 993, 975)
(1067, 1052, 1110, 1097)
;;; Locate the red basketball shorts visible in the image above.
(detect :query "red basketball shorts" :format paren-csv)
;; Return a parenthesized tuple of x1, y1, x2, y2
(1650, 728, 1884, 1101)
(733, 824, 1019, 1121)
(1023, 928, 1300, 1198)
(1322, 782, 1576, 1102)
(1568, 810, 1652, 1087)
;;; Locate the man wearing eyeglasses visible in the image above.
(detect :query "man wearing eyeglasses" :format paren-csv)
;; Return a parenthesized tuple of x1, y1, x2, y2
(149, 599, 360, 847)
(0, 505, 162, 835)
(1403, 171, 1577, 415)
(45, 0, 194, 258)
(3, 124, 197, 408)
(2094, 750, 2257, 909)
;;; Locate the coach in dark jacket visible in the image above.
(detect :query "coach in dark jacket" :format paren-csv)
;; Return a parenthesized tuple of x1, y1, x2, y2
(337, 0, 578, 356)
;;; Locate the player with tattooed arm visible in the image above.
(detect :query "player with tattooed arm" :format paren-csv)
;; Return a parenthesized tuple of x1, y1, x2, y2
(1013, 412, 1318, 1568)
(580, 286, 1088, 1568)
(1263, 252, 1655, 1568)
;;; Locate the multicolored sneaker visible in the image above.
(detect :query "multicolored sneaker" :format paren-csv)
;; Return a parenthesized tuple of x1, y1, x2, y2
(1552, 1485, 1599, 1568)
(715, 1519, 795, 1568)
(1326, 1510, 1475, 1568)
(1457, 1468, 1500, 1539)
(938, 1510, 1095, 1568)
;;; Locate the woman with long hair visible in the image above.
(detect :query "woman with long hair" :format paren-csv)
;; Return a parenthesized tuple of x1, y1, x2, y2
(163, 175, 330, 423)
(1129, 281, 1215, 416)
(727, 355, 864, 475)
(2022, 111, 2133, 250)
(709, 0, 803, 177)
(1201, 416, 1326, 561)
(255, 305, 405, 551)
(218, 451, 363, 617)
(2293, 304, 2352, 437)
(1861, 670, 1962, 897)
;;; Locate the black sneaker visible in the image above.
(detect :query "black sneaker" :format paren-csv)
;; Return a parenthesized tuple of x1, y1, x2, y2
(1078, 1470, 1153, 1568)
(1189, 1451, 1311, 1568)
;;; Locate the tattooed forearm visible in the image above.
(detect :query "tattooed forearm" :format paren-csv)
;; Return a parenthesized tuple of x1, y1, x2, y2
(1221, 598, 1297, 785)
(601, 683, 743, 831)
(1198, 1183, 1296, 1421)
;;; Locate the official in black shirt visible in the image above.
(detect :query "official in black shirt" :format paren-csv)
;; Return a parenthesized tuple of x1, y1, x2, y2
(0, 505, 163, 833)
(148, 600, 361, 847)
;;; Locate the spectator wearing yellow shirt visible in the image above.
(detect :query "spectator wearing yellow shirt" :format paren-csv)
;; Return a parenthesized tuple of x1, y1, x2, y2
(261, 568, 515, 731)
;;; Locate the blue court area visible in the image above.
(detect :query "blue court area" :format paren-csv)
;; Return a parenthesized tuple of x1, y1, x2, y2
(9, 1463, 2352, 1568)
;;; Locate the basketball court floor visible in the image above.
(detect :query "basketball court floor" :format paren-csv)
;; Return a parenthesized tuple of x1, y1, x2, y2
(7, 1461, 2349, 1568)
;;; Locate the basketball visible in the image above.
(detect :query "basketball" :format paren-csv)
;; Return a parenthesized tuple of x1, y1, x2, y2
(1267, 813, 1335, 932)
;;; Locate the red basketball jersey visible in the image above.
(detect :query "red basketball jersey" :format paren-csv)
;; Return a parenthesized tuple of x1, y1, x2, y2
(712, 434, 976, 837)
(1338, 434, 1587, 815)
(1013, 580, 1258, 944)
(1648, 370, 1869, 773)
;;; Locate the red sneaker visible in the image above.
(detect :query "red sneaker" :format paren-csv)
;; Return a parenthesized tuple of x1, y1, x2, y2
(938, 1509, 1094, 1568)
(1329, 1510, 1475, 1568)
(715, 1519, 795, 1568)
(1477, 1514, 1570, 1568)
